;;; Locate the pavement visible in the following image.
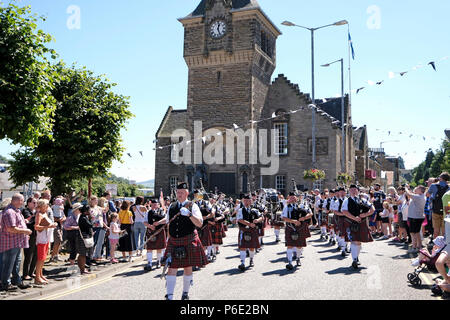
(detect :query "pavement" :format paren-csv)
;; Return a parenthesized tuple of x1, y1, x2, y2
(18, 226, 448, 301)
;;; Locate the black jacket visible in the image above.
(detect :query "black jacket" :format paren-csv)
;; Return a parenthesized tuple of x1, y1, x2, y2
(78, 214, 93, 237)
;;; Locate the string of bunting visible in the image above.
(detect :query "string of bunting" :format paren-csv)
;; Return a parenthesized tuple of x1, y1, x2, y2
(352, 56, 449, 95)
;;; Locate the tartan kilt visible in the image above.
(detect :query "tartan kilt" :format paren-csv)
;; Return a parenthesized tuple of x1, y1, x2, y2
(219, 222, 227, 238)
(302, 221, 311, 238)
(271, 219, 285, 228)
(163, 230, 208, 269)
(238, 227, 260, 250)
(348, 218, 373, 243)
(257, 219, 265, 237)
(328, 213, 336, 229)
(285, 224, 307, 247)
(145, 228, 167, 251)
(199, 224, 213, 247)
(338, 216, 350, 241)
(320, 211, 329, 227)
(211, 223, 223, 245)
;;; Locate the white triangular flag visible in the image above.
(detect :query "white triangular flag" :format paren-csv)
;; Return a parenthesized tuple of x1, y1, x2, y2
(367, 80, 375, 86)
(233, 123, 239, 129)
(322, 98, 327, 103)
(271, 112, 276, 118)
(217, 132, 222, 136)
(202, 137, 206, 143)
(388, 72, 395, 79)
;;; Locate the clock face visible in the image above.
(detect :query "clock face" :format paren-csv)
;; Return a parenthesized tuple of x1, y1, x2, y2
(210, 20, 227, 39)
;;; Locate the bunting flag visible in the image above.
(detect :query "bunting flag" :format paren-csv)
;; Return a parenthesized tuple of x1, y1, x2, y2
(376, 81, 384, 85)
(428, 61, 436, 71)
(233, 123, 239, 130)
(127, 153, 132, 158)
(356, 87, 365, 94)
(400, 72, 408, 76)
(139, 151, 143, 157)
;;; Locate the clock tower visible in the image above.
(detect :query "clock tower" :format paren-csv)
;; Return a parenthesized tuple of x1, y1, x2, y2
(178, 0, 281, 192)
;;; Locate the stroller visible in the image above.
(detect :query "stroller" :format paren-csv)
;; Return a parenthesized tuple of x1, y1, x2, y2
(407, 238, 447, 287)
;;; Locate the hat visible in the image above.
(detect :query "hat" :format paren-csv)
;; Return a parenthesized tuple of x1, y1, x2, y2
(193, 189, 200, 194)
(251, 192, 257, 197)
(338, 187, 345, 192)
(150, 199, 158, 204)
(164, 196, 170, 201)
(329, 189, 335, 193)
(242, 194, 251, 200)
(72, 203, 83, 212)
(288, 192, 296, 197)
(374, 183, 381, 187)
(80, 205, 90, 214)
(177, 182, 189, 190)
(349, 184, 359, 190)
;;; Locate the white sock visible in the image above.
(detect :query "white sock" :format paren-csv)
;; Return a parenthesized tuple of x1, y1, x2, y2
(240, 251, 246, 264)
(157, 252, 162, 262)
(339, 238, 346, 249)
(183, 275, 193, 294)
(166, 275, 176, 300)
(351, 243, 358, 261)
(249, 250, 255, 259)
(357, 245, 362, 256)
(287, 249, 293, 263)
(146, 252, 153, 265)
(321, 227, 326, 235)
(294, 247, 300, 258)
(259, 237, 263, 244)
(274, 229, 280, 238)
(207, 246, 213, 256)
(205, 249, 208, 256)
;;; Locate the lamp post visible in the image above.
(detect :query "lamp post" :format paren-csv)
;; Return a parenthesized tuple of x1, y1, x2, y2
(282, 20, 348, 168)
(321, 58, 345, 173)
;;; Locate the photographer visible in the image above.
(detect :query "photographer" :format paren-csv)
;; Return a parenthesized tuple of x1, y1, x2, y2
(404, 185, 427, 254)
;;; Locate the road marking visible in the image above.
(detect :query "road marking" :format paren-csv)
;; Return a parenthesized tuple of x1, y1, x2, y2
(39, 265, 137, 300)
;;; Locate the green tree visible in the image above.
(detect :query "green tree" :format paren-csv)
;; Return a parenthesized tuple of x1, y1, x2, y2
(0, 2, 57, 147)
(8, 64, 133, 195)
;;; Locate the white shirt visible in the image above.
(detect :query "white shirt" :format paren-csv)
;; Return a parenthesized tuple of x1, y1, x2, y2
(166, 201, 202, 223)
(133, 205, 148, 224)
(236, 207, 260, 221)
(341, 197, 371, 212)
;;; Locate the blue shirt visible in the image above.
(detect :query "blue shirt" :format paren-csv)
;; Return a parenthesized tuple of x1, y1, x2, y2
(428, 181, 449, 200)
(108, 200, 117, 213)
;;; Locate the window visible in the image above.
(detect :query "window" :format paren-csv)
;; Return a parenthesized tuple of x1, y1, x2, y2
(169, 177, 179, 190)
(276, 175, 286, 194)
(274, 123, 288, 155)
(242, 172, 248, 193)
(171, 144, 179, 164)
(260, 31, 273, 58)
(313, 180, 324, 191)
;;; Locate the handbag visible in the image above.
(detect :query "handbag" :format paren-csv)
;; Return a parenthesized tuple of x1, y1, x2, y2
(78, 229, 94, 248)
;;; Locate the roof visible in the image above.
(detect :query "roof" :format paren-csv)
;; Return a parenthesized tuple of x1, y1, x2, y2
(156, 107, 188, 138)
(316, 97, 349, 125)
(353, 126, 367, 151)
(187, 0, 260, 18)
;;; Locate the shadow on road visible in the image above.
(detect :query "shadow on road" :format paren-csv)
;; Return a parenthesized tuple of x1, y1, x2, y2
(269, 257, 287, 263)
(319, 254, 347, 262)
(325, 266, 367, 275)
(392, 253, 415, 260)
(225, 255, 240, 260)
(223, 244, 238, 248)
(214, 268, 244, 276)
(261, 268, 294, 277)
(317, 248, 341, 254)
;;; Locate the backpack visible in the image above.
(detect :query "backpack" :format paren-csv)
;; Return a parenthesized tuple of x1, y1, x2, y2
(432, 184, 450, 215)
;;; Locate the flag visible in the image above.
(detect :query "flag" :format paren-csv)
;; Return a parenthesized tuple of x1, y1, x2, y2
(376, 81, 384, 85)
(127, 153, 132, 158)
(356, 87, 365, 94)
(139, 151, 143, 157)
(428, 61, 436, 71)
(349, 32, 355, 60)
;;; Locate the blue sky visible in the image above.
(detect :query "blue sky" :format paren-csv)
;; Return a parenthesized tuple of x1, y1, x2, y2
(1, 0, 449, 181)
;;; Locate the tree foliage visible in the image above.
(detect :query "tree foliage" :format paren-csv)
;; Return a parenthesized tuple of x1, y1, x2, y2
(71, 175, 146, 198)
(8, 64, 133, 195)
(412, 140, 450, 185)
(0, 2, 57, 147)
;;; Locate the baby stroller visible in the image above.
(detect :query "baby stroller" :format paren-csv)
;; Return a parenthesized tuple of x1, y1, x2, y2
(407, 237, 447, 287)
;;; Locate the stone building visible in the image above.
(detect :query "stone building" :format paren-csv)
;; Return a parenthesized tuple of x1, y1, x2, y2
(155, 0, 355, 196)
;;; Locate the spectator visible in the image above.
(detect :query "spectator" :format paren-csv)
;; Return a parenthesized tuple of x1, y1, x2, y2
(103, 191, 117, 213)
(63, 203, 83, 265)
(77, 205, 94, 275)
(387, 187, 398, 237)
(98, 197, 111, 259)
(40, 190, 54, 255)
(49, 196, 66, 262)
(22, 197, 38, 281)
(427, 172, 450, 238)
(405, 185, 427, 254)
(89, 196, 108, 262)
(33, 192, 41, 200)
(0, 198, 12, 286)
(0, 194, 32, 291)
(108, 213, 123, 264)
(373, 183, 386, 238)
(379, 201, 391, 240)
(118, 200, 134, 262)
(132, 196, 147, 257)
(397, 187, 411, 244)
(424, 178, 437, 237)
(34, 199, 57, 285)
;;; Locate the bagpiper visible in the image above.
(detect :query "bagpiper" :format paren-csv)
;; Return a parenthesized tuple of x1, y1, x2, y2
(251, 192, 266, 248)
(282, 192, 313, 270)
(144, 199, 167, 271)
(209, 196, 226, 259)
(333, 187, 350, 257)
(315, 192, 328, 240)
(236, 194, 263, 271)
(271, 192, 286, 243)
(161, 182, 208, 300)
(327, 190, 337, 245)
(341, 184, 375, 270)
(193, 190, 215, 263)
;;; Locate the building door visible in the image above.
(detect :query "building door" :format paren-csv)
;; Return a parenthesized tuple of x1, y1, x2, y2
(209, 173, 236, 196)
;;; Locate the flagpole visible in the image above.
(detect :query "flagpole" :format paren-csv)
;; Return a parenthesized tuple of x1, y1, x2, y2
(347, 24, 352, 174)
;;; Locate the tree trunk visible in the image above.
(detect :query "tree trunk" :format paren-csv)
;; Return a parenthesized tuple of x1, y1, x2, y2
(88, 178, 92, 199)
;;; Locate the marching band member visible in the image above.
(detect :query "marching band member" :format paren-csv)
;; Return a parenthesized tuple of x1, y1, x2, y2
(282, 192, 312, 270)
(144, 199, 167, 271)
(161, 182, 208, 300)
(342, 185, 375, 270)
(316, 192, 328, 240)
(327, 190, 337, 245)
(237, 195, 263, 271)
(251, 192, 266, 248)
(209, 197, 225, 259)
(334, 187, 350, 256)
(194, 190, 215, 263)
(272, 193, 286, 243)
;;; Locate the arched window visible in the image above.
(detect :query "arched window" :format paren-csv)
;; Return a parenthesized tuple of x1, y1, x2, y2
(242, 172, 248, 193)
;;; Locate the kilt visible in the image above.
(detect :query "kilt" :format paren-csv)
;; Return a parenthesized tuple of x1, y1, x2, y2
(199, 224, 213, 247)
(285, 224, 307, 247)
(211, 223, 223, 245)
(257, 219, 265, 237)
(238, 227, 260, 250)
(118, 224, 134, 252)
(328, 213, 336, 229)
(219, 222, 227, 238)
(163, 230, 208, 269)
(223, 224, 228, 232)
(303, 221, 311, 238)
(320, 211, 329, 227)
(337, 216, 350, 241)
(145, 228, 167, 251)
(348, 218, 373, 243)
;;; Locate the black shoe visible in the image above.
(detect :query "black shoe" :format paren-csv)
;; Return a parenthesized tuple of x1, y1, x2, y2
(216, 250, 220, 255)
(181, 292, 190, 300)
(249, 259, 254, 267)
(292, 254, 297, 261)
(341, 250, 347, 257)
(296, 258, 301, 267)
(246, 250, 249, 258)
(345, 247, 351, 254)
(2, 284, 18, 291)
(336, 246, 341, 252)
(356, 258, 361, 265)
(286, 263, 294, 270)
(144, 264, 152, 272)
(351, 260, 359, 270)
(17, 283, 31, 290)
(156, 261, 161, 269)
(165, 294, 173, 300)
(238, 263, 246, 271)
(276, 238, 280, 243)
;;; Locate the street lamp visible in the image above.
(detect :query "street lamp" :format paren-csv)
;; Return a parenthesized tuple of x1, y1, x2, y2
(281, 20, 348, 168)
(321, 58, 345, 173)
